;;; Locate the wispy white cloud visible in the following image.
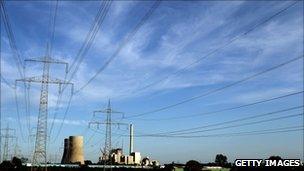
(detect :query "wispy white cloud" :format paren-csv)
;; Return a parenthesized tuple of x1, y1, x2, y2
(55, 1, 302, 103)
(2, 1, 302, 105)
(232, 87, 299, 104)
(1, 1, 303, 162)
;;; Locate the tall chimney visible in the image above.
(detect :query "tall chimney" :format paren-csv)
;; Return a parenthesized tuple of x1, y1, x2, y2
(129, 124, 133, 154)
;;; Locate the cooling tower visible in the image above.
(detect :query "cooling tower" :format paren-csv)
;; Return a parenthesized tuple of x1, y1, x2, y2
(67, 136, 84, 164)
(61, 138, 69, 164)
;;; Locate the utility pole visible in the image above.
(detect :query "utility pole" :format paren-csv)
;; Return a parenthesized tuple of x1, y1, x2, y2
(89, 99, 127, 167)
(0, 124, 16, 161)
(16, 56, 72, 164)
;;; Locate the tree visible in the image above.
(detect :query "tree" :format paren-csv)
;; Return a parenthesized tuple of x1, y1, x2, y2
(215, 154, 228, 166)
(185, 160, 202, 171)
(84, 160, 93, 165)
(12, 157, 22, 168)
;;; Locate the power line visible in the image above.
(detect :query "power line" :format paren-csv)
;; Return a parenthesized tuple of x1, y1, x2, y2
(0, 0, 24, 78)
(74, 0, 162, 94)
(52, 84, 74, 143)
(91, 125, 303, 138)
(133, 1, 299, 94)
(51, 2, 112, 139)
(54, 1, 161, 142)
(64, 0, 112, 91)
(45, 0, 65, 141)
(126, 55, 303, 119)
(81, 114, 95, 137)
(0, 76, 14, 89)
(49, 84, 63, 137)
(18, 0, 60, 159)
(23, 81, 31, 135)
(84, 131, 96, 146)
(138, 126, 303, 138)
(68, 0, 109, 73)
(130, 91, 303, 121)
(43, 0, 71, 143)
(1, 0, 33, 140)
(13, 83, 26, 141)
(148, 106, 303, 135)
(51, 1, 161, 143)
(145, 113, 303, 136)
(47, 0, 59, 58)
(19, 65, 30, 136)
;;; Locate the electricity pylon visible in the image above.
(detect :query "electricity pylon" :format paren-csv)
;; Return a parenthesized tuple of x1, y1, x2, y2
(0, 124, 16, 161)
(13, 137, 21, 158)
(89, 99, 127, 164)
(16, 56, 73, 164)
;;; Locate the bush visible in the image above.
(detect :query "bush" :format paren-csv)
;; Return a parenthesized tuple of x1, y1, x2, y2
(185, 160, 202, 171)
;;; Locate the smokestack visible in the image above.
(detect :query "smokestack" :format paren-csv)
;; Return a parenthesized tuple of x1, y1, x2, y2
(129, 124, 133, 154)
(61, 138, 69, 164)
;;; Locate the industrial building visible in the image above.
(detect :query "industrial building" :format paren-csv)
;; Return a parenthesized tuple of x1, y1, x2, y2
(142, 157, 160, 167)
(100, 124, 146, 165)
(59, 124, 159, 167)
(110, 148, 141, 165)
(131, 152, 141, 165)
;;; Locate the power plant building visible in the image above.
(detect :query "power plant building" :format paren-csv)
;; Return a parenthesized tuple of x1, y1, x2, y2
(58, 124, 156, 166)
(111, 148, 123, 163)
(110, 148, 138, 165)
(126, 155, 134, 165)
(131, 152, 141, 165)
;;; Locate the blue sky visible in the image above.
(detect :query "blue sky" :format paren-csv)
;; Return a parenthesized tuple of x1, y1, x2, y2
(0, 0, 303, 164)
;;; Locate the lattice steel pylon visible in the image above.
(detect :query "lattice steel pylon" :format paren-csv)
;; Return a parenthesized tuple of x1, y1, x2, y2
(16, 56, 72, 164)
(13, 137, 21, 158)
(0, 124, 16, 161)
(89, 99, 127, 164)
(2, 127, 9, 161)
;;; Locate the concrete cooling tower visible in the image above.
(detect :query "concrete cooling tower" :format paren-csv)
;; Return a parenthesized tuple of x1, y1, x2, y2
(61, 136, 84, 164)
(61, 138, 69, 163)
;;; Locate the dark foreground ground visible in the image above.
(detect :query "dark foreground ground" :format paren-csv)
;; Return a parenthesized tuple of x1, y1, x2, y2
(0, 166, 304, 171)
(0, 167, 162, 171)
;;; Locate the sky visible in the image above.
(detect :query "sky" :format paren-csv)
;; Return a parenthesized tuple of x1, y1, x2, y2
(0, 0, 303, 164)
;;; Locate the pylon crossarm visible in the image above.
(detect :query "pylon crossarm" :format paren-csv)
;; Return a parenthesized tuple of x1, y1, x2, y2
(25, 57, 69, 73)
(16, 76, 72, 85)
(89, 122, 128, 126)
(94, 110, 124, 118)
(0, 135, 16, 139)
(0, 129, 16, 134)
(89, 121, 101, 128)
(94, 110, 107, 113)
(111, 110, 124, 114)
(111, 122, 128, 126)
